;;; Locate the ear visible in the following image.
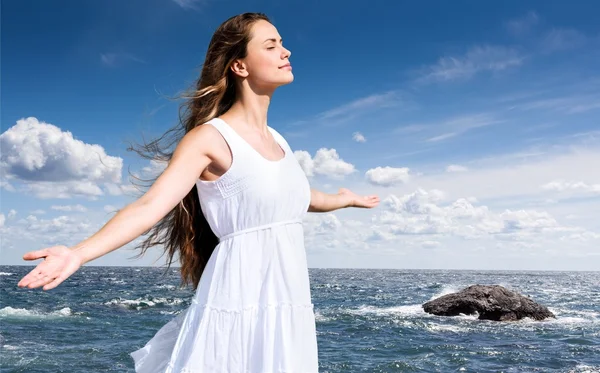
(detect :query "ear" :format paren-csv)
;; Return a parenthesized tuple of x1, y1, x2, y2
(230, 59, 249, 78)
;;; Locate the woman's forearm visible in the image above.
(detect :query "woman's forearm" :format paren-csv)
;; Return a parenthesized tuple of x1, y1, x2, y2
(307, 189, 350, 213)
(69, 200, 158, 265)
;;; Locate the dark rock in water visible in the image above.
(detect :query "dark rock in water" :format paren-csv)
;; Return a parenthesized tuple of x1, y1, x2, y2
(422, 285, 555, 321)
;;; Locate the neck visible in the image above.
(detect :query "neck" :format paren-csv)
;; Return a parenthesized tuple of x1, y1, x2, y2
(222, 78, 277, 133)
(225, 90, 273, 133)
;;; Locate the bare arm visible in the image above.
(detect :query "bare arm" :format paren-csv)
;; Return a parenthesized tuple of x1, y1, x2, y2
(71, 125, 217, 265)
(18, 125, 219, 290)
(308, 187, 380, 213)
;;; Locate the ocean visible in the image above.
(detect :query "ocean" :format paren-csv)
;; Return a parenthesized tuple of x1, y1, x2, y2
(1, 266, 598, 372)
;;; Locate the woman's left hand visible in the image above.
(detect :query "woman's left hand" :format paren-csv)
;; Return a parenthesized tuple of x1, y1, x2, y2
(339, 187, 380, 209)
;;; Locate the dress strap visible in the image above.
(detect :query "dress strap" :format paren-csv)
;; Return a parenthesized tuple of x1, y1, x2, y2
(206, 117, 244, 159)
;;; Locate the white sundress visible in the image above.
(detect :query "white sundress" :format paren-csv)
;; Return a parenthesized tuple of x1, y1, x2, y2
(130, 117, 319, 372)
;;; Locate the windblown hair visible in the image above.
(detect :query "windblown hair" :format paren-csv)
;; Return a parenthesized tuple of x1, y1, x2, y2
(125, 12, 270, 290)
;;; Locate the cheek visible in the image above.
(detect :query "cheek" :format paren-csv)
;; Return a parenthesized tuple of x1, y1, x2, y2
(249, 52, 278, 75)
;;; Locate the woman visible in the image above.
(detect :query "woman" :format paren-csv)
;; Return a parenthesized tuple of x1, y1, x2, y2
(17, 12, 379, 372)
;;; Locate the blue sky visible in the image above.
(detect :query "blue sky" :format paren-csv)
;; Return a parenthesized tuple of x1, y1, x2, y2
(2, 0, 599, 270)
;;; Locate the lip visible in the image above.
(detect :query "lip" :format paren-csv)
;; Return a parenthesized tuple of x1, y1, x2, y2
(279, 63, 292, 69)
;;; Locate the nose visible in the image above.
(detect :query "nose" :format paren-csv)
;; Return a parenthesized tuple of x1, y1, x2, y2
(281, 46, 291, 60)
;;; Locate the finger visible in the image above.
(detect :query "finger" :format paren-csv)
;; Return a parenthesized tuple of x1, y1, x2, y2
(27, 273, 56, 289)
(43, 275, 64, 291)
(22, 248, 50, 261)
(361, 200, 379, 208)
(18, 268, 45, 287)
(21, 271, 47, 288)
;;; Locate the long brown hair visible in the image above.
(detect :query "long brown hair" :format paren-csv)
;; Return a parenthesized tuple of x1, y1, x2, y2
(125, 12, 270, 290)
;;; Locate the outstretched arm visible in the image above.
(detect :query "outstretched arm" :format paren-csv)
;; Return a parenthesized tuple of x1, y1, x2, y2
(308, 187, 380, 213)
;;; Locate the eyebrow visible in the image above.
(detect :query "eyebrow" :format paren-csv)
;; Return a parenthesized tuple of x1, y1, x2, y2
(263, 38, 283, 44)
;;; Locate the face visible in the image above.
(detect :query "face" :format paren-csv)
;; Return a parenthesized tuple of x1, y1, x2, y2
(231, 20, 293, 88)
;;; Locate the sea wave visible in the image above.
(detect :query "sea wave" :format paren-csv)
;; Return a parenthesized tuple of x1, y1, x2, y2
(103, 296, 186, 310)
(0, 306, 74, 318)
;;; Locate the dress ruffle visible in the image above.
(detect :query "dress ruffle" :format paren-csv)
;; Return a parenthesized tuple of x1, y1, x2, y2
(131, 302, 318, 373)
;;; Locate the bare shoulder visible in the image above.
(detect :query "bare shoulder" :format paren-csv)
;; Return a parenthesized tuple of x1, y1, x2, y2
(182, 123, 222, 158)
(137, 123, 221, 208)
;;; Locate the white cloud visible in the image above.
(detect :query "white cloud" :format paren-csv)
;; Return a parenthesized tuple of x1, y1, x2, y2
(28, 181, 105, 199)
(140, 159, 168, 178)
(19, 215, 91, 235)
(318, 91, 400, 124)
(383, 188, 445, 216)
(286, 91, 409, 129)
(51, 204, 88, 213)
(0, 117, 125, 199)
(294, 150, 315, 177)
(30, 209, 46, 215)
(302, 213, 368, 252)
(298, 135, 600, 269)
(405, 148, 600, 204)
(100, 53, 146, 67)
(419, 45, 524, 83)
(540, 28, 587, 53)
(0, 214, 5, 228)
(352, 132, 366, 143)
(427, 133, 457, 142)
(294, 148, 355, 179)
(1, 211, 156, 267)
(541, 180, 600, 194)
(400, 113, 501, 143)
(374, 189, 592, 242)
(446, 165, 468, 172)
(7, 210, 17, 219)
(4, 214, 96, 248)
(421, 240, 441, 249)
(104, 205, 119, 213)
(365, 166, 410, 187)
(300, 186, 598, 266)
(505, 11, 539, 36)
(311, 213, 341, 235)
(365, 228, 396, 242)
(104, 182, 139, 197)
(312, 149, 356, 178)
(171, 0, 207, 11)
(0, 179, 16, 192)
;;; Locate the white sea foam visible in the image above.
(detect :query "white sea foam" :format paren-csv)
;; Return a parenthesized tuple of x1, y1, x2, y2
(426, 323, 469, 333)
(566, 365, 600, 373)
(428, 285, 462, 301)
(314, 283, 342, 290)
(549, 316, 592, 324)
(551, 308, 599, 320)
(346, 303, 476, 319)
(159, 310, 182, 315)
(313, 309, 331, 322)
(345, 304, 427, 317)
(104, 296, 185, 310)
(0, 272, 14, 276)
(155, 284, 176, 290)
(0, 306, 73, 318)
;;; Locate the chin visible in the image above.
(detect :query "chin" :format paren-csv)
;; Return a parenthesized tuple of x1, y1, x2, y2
(279, 73, 294, 85)
(262, 74, 294, 90)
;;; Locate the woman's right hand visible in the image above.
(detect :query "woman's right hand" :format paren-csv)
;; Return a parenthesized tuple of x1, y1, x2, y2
(17, 245, 84, 291)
